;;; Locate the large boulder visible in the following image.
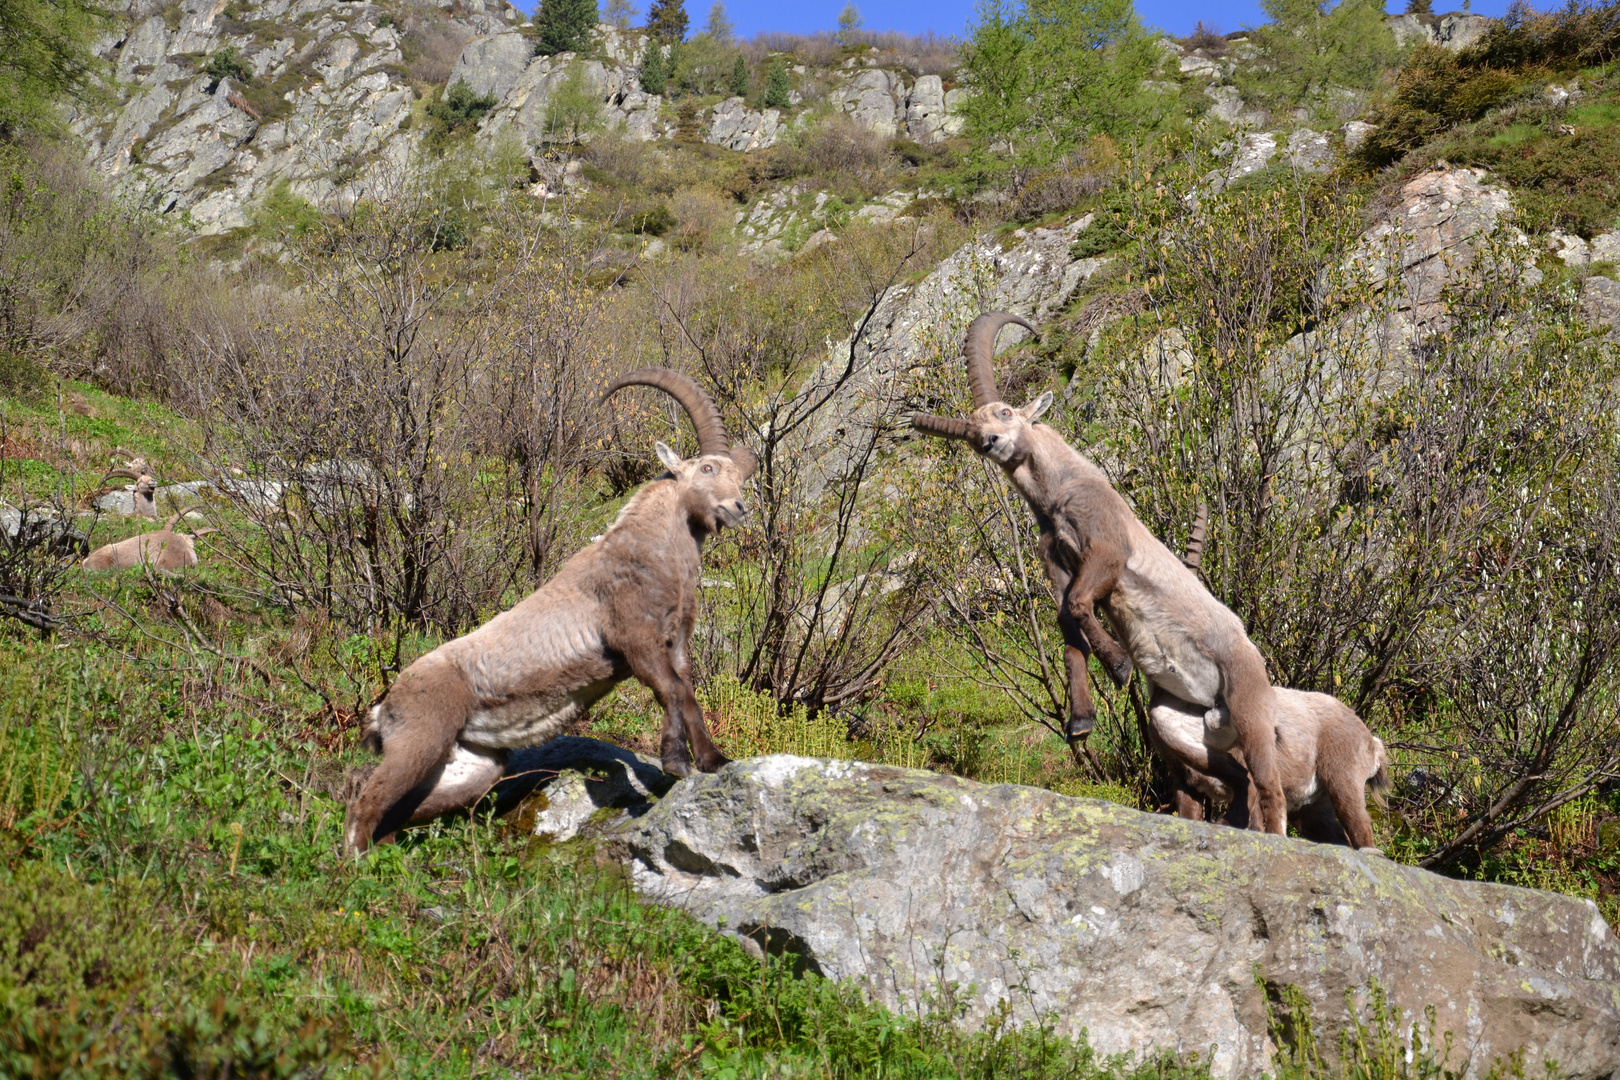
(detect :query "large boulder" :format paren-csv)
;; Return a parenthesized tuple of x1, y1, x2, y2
(618, 756, 1620, 1080)
(1388, 11, 1494, 51)
(828, 68, 904, 137)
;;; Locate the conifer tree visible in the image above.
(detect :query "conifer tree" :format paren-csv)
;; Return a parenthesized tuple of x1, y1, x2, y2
(729, 52, 748, 96)
(764, 57, 791, 108)
(645, 0, 688, 43)
(535, 0, 599, 56)
(640, 41, 668, 93)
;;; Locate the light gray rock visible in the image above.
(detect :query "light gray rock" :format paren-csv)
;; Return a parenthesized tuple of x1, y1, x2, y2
(448, 31, 534, 100)
(902, 75, 960, 142)
(1549, 230, 1590, 266)
(828, 68, 904, 136)
(1342, 119, 1376, 151)
(1350, 166, 1528, 321)
(618, 756, 1620, 1080)
(1203, 84, 1247, 124)
(1388, 12, 1494, 51)
(115, 15, 170, 81)
(704, 96, 780, 152)
(1179, 52, 1220, 77)
(1284, 128, 1332, 173)
(1580, 275, 1620, 334)
(1590, 231, 1620, 264)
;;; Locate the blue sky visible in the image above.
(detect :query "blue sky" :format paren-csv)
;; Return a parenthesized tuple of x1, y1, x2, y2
(565, 0, 1516, 41)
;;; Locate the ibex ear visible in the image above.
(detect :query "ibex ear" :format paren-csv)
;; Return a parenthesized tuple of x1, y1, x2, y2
(654, 441, 688, 477)
(1021, 391, 1054, 423)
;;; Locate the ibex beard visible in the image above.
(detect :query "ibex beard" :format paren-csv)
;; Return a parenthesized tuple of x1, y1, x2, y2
(343, 369, 754, 857)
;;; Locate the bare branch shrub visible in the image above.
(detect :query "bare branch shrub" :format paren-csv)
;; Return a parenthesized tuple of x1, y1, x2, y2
(189, 181, 615, 637)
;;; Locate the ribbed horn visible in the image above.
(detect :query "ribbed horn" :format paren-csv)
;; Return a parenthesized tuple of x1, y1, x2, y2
(910, 413, 971, 439)
(165, 504, 203, 530)
(964, 311, 1038, 408)
(102, 468, 139, 484)
(603, 367, 729, 458)
(1183, 501, 1209, 572)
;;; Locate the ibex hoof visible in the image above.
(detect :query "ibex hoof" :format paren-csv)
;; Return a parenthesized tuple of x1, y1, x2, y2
(660, 756, 694, 778)
(696, 752, 731, 773)
(1064, 713, 1094, 744)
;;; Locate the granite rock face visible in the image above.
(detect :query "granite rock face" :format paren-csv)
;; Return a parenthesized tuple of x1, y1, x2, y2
(618, 756, 1620, 1080)
(703, 97, 781, 152)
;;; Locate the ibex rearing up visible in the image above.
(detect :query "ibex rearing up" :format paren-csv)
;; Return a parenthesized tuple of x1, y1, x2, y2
(911, 313, 1288, 834)
(343, 369, 754, 856)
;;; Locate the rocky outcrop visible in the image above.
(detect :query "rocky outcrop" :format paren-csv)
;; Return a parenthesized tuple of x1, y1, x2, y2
(76, 0, 519, 233)
(615, 756, 1620, 1080)
(469, 43, 669, 148)
(828, 68, 906, 137)
(1388, 11, 1494, 51)
(703, 96, 781, 152)
(1350, 165, 1532, 322)
(902, 75, 966, 142)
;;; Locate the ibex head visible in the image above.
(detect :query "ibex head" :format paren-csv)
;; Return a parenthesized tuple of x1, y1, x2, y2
(603, 368, 756, 534)
(911, 312, 1047, 466)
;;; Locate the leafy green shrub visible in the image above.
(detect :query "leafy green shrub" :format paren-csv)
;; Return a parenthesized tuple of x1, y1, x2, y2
(1440, 118, 1620, 235)
(203, 45, 251, 89)
(0, 350, 47, 399)
(1355, 45, 1522, 168)
(541, 60, 604, 143)
(1233, 0, 1401, 118)
(425, 78, 495, 133)
(625, 201, 676, 235)
(253, 179, 319, 239)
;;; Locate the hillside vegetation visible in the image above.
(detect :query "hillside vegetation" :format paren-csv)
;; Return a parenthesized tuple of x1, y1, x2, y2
(4, 0, 1620, 1074)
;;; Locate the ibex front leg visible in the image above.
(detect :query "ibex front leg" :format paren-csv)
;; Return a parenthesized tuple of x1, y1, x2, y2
(1062, 545, 1133, 689)
(628, 640, 729, 777)
(1041, 534, 1102, 743)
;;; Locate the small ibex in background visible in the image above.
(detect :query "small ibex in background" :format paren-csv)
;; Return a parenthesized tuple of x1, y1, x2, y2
(1148, 516, 1391, 850)
(101, 447, 157, 518)
(343, 368, 755, 857)
(82, 504, 212, 571)
(910, 312, 1288, 834)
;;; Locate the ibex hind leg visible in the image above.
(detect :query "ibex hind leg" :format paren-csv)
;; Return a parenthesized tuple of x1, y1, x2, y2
(370, 743, 507, 844)
(344, 717, 460, 855)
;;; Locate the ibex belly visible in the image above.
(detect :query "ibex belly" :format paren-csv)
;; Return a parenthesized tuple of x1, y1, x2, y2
(461, 692, 591, 750)
(1112, 584, 1222, 707)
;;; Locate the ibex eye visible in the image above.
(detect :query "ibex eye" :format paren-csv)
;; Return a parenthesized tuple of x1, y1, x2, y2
(1001, 408, 1012, 418)
(702, 464, 713, 474)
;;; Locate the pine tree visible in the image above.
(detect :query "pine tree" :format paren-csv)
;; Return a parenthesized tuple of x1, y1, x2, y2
(604, 0, 633, 29)
(640, 42, 668, 93)
(729, 52, 748, 96)
(764, 57, 790, 108)
(535, 0, 599, 56)
(645, 0, 688, 43)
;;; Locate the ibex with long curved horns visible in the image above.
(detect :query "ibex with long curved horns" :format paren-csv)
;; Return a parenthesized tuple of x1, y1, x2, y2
(343, 369, 755, 856)
(910, 313, 1288, 834)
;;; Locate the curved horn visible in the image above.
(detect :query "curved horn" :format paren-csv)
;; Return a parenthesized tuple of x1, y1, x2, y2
(602, 367, 730, 458)
(964, 311, 1038, 408)
(1183, 501, 1209, 572)
(910, 413, 971, 440)
(102, 468, 139, 485)
(165, 504, 203, 530)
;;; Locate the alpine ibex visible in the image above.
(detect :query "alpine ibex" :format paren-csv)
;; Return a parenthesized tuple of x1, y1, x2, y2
(343, 368, 754, 856)
(910, 312, 1288, 834)
(82, 505, 211, 571)
(101, 449, 158, 519)
(1149, 517, 1390, 849)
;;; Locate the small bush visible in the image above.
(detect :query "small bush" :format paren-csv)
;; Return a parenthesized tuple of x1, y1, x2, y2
(203, 45, 251, 89)
(426, 79, 496, 133)
(625, 201, 676, 235)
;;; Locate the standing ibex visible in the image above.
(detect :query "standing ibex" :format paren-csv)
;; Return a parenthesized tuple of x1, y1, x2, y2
(1150, 519, 1390, 849)
(910, 313, 1288, 834)
(343, 369, 754, 856)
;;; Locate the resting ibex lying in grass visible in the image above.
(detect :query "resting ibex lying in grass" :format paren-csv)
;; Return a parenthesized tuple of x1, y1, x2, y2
(911, 312, 1288, 834)
(343, 368, 755, 857)
(82, 505, 211, 571)
(1149, 519, 1390, 849)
